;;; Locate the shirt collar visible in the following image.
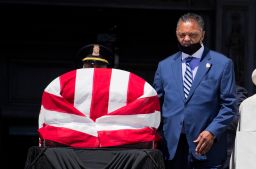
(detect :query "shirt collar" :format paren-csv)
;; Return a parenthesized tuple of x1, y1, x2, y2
(181, 44, 204, 61)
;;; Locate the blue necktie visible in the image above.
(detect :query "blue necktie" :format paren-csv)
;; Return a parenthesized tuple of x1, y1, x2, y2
(184, 57, 193, 99)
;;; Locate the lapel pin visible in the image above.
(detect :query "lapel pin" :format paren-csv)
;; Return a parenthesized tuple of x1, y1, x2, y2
(206, 63, 211, 68)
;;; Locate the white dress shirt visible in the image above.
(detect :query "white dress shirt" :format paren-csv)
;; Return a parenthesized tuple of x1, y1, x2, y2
(181, 44, 204, 81)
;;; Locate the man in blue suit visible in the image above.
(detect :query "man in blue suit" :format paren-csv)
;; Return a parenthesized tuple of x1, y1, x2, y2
(153, 13, 236, 169)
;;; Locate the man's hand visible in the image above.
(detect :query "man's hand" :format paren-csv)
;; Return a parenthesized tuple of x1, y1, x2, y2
(193, 130, 215, 155)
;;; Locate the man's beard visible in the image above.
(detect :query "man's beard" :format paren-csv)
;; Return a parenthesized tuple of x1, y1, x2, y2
(178, 42, 202, 55)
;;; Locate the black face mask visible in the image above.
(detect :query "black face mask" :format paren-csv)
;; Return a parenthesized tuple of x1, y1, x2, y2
(178, 42, 202, 55)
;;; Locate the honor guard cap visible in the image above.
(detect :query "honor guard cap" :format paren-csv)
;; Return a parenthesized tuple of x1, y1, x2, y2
(80, 44, 112, 65)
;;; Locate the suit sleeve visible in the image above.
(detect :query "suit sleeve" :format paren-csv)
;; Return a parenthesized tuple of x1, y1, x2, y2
(206, 59, 237, 140)
(153, 63, 164, 98)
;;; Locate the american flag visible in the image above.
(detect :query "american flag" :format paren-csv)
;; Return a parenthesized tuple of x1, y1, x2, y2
(38, 68, 160, 148)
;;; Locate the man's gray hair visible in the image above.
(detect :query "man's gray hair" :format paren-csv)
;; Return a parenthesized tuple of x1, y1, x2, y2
(177, 13, 205, 31)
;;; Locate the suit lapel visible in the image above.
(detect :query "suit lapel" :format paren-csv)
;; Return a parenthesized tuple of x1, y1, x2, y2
(185, 48, 212, 103)
(171, 52, 185, 102)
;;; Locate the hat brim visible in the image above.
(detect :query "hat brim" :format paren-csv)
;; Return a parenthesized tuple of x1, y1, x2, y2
(82, 57, 109, 64)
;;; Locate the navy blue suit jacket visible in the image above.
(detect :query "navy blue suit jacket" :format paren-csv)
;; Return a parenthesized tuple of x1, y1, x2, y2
(153, 48, 236, 163)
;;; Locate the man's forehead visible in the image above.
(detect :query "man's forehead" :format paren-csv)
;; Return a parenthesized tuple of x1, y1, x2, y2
(182, 21, 194, 26)
(177, 20, 202, 31)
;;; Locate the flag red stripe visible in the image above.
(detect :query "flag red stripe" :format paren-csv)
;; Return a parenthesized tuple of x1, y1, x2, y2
(98, 127, 156, 147)
(109, 96, 160, 115)
(38, 125, 99, 148)
(59, 70, 76, 105)
(90, 68, 112, 121)
(42, 92, 85, 117)
(127, 73, 145, 103)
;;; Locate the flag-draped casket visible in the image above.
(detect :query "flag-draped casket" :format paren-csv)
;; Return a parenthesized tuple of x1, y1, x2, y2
(38, 68, 161, 148)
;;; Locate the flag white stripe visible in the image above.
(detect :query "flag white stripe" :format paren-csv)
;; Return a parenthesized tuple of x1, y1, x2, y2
(42, 106, 98, 136)
(42, 107, 160, 135)
(74, 68, 94, 116)
(96, 111, 160, 131)
(108, 69, 129, 113)
(143, 82, 157, 98)
(38, 106, 45, 128)
(45, 77, 61, 97)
